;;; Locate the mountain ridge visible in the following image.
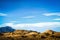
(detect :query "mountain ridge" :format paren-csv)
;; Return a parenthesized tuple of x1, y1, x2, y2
(0, 26, 60, 40)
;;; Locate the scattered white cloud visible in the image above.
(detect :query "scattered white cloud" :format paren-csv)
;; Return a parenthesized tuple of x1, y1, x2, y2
(22, 16, 35, 18)
(53, 18, 60, 20)
(0, 13, 7, 16)
(0, 22, 60, 29)
(43, 13, 60, 16)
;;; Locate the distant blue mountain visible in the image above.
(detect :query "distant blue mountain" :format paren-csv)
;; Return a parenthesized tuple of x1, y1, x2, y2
(0, 26, 15, 33)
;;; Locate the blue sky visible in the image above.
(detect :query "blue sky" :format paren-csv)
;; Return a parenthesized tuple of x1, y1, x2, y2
(0, 0, 60, 32)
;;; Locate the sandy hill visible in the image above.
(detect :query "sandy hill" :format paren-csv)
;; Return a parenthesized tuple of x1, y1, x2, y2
(42, 30, 56, 34)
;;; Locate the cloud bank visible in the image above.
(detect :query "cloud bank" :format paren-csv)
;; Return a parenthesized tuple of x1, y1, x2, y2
(0, 22, 60, 29)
